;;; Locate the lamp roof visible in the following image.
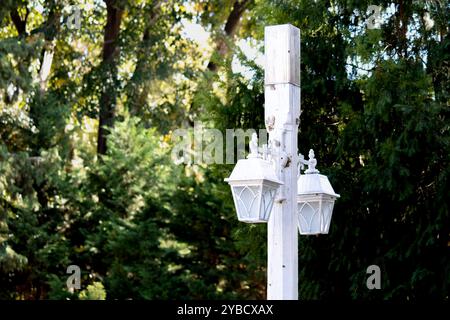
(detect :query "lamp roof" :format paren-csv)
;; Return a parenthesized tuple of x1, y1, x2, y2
(297, 173, 340, 197)
(225, 157, 283, 186)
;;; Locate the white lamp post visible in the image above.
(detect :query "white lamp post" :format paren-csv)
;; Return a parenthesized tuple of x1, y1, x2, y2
(225, 24, 340, 300)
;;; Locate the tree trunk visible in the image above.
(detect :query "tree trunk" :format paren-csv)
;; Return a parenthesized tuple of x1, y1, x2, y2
(97, 1, 123, 155)
(128, 2, 165, 116)
(10, 8, 29, 36)
(207, 0, 252, 72)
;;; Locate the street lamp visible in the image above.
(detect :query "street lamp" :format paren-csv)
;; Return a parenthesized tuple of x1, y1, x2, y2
(225, 133, 283, 223)
(226, 144, 339, 230)
(224, 24, 340, 300)
(297, 149, 340, 235)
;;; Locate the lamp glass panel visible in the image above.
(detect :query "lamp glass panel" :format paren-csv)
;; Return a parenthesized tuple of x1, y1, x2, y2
(260, 185, 277, 221)
(297, 200, 321, 234)
(232, 185, 262, 221)
(321, 200, 335, 233)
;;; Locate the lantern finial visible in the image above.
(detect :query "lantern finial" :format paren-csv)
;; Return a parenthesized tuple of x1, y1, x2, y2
(305, 149, 319, 174)
(299, 149, 319, 175)
(248, 132, 260, 158)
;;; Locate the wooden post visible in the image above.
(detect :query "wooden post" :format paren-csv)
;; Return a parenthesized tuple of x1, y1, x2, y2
(264, 24, 300, 300)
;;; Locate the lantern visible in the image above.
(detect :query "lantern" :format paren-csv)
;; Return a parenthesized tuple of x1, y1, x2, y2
(297, 150, 340, 234)
(225, 134, 283, 223)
